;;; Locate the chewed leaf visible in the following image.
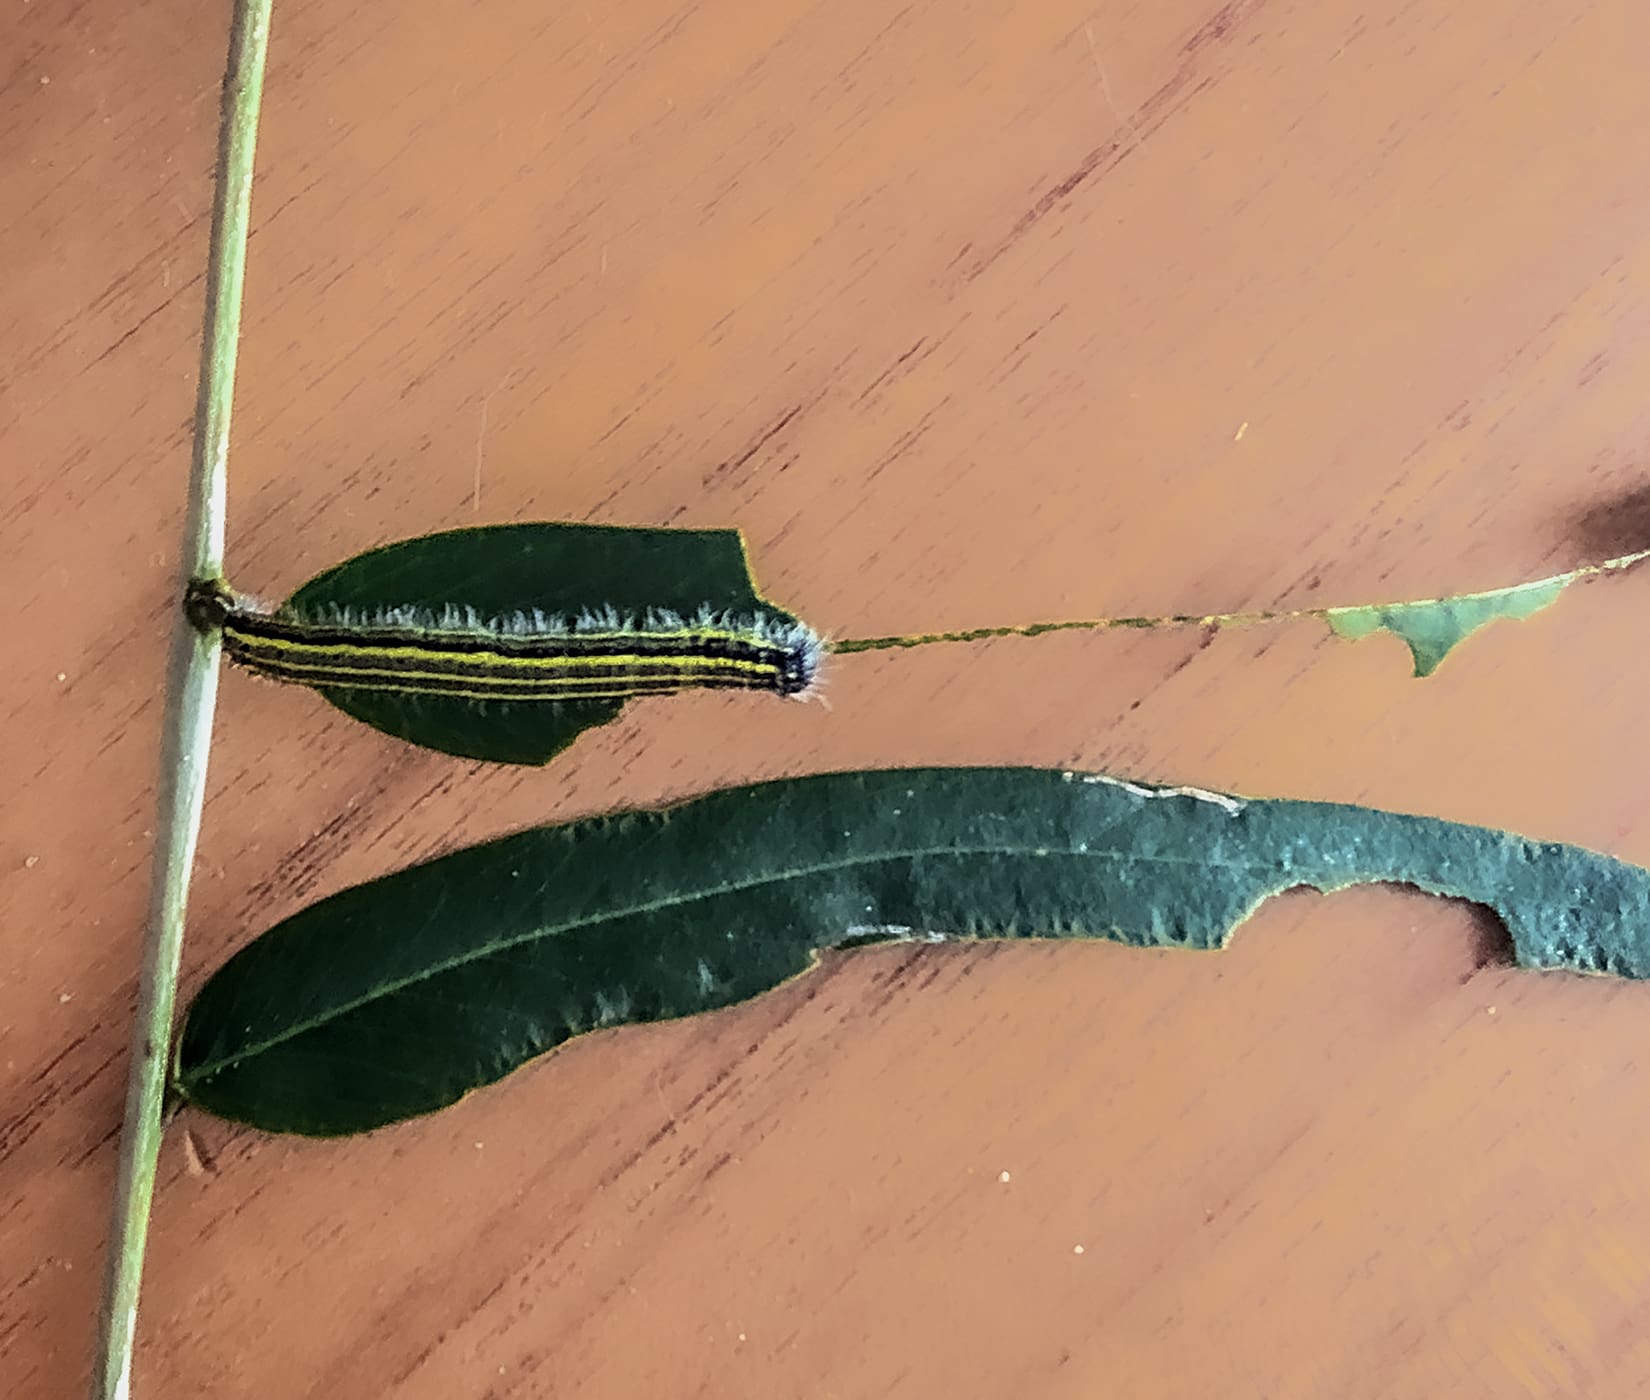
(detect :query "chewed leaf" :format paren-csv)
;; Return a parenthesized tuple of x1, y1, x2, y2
(1324, 576, 1569, 677)
(834, 550, 1650, 678)
(174, 767, 1650, 1137)
(272, 523, 807, 765)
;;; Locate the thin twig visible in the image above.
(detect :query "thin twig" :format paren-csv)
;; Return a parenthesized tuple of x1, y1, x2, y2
(92, 2, 274, 1397)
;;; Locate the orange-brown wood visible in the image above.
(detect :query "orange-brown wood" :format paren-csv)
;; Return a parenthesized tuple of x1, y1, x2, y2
(7, 1, 1650, 1395)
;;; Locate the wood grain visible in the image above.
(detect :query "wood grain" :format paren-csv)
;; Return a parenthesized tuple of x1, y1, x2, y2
(6, 1, 1650, 1395)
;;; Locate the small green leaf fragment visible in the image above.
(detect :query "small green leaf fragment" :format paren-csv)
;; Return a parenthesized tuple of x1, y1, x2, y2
(174, 768, 1650, 1136)
(1324, 576, 1569, 676)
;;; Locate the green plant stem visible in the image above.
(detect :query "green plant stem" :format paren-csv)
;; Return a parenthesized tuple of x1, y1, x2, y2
(92, 2, 273, 1397)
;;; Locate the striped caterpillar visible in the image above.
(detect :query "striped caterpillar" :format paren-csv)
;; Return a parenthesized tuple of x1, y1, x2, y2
(184, 579, 824, 703)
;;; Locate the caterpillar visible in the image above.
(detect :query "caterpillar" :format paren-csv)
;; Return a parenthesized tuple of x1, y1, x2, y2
(184, 579, 824, 703)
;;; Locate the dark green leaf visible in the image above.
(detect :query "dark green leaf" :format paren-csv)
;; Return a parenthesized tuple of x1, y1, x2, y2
(284, 523, 795, 764)
(175, 767, 1650, 1136)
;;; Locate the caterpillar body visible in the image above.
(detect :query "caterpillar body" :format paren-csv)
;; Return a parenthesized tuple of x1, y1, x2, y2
(185, 579, 824, 703)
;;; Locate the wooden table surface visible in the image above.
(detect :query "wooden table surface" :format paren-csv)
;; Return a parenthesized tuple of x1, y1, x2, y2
(8, 1, 1650, 1395)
